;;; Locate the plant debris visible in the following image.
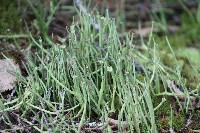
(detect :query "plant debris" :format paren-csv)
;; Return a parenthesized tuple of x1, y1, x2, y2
(167, 80, 196, 100)
(0, 59, 20, 92)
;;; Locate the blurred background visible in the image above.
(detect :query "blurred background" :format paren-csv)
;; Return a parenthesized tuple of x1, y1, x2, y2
(1, 0, 200, 76)
(1, 0, 200, 48)
(1, 0, 200, 69)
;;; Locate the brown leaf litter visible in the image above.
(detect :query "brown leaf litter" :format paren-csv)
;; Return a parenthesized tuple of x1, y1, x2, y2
(0, 59, 20, 92)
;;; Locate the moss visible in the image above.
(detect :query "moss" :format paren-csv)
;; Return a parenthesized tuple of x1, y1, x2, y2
(154, 95, 187, 131)
(172, 112, 185, 131)
(155, 109, 185, 131)
(154, 47, 199, 131)
(160, 51, 177, 68)
(189, 110, 200, 130)
(176, 48, 200, 89)
(156, 115, 169, 131)
(159, 49, 200, 90)
(154, 96, 171, 116)
(181, 63, 200, 89)
(154, 95, 171, 130)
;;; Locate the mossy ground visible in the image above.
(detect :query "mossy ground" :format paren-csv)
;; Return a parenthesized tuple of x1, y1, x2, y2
(154, 96, 184, 131)
(0, 0, 200, 132)
(153, 15, 200, 129)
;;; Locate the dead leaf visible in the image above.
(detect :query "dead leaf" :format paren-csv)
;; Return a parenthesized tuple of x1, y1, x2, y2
(167, 80, 195, 100)
(0, 59, 20, 92)
(134, 27, 153, 37)
(107, 118, 128, 129)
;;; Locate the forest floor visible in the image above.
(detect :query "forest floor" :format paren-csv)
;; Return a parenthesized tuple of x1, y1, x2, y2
(0, 0, 200, 132)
